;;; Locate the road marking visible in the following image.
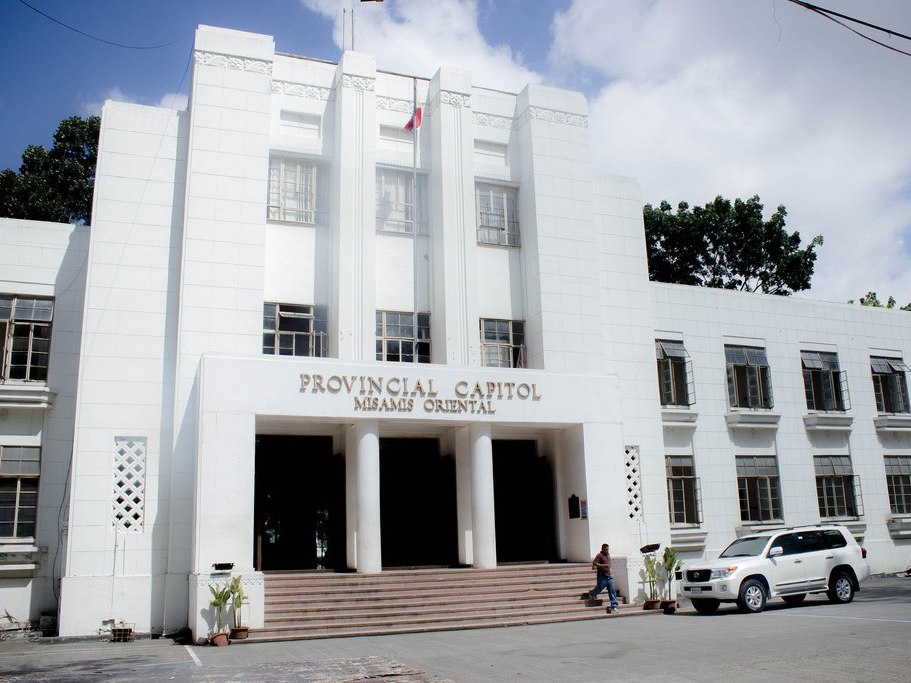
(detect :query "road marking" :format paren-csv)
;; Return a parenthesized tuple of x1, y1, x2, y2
(185, 644, 202, 666)
(773, 613, 911, 624)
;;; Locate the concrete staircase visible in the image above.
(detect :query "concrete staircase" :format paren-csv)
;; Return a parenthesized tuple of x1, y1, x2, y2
(243, 563, 622, 642)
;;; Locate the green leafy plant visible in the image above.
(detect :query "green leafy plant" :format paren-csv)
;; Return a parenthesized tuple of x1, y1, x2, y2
(208, 582, 232, 634)
(662, 547, 680, 599)
(229, 576, 246, 628)
(643, 553, 660, 600)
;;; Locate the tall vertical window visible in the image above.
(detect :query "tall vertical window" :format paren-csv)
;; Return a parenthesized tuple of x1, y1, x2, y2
(656, 340, 694, 407)
(476, 182, 519, 246)
(871, 356, 910, 414)
(263, 303, 328, 357)
(666, 455, 701, 525)
(376, 311, 430, 363)
(1, 295, 53, 382)
(815, 455, 861, 519)
(0, 446, 39, 538)
(802, 351, 848, 411)
(376, 168, 427, 234)
(725, 345, 773, 409)
(267, 155, 322, 224)
(480, 319, 525, 368)
(885, 455, 911, 514)
(736, 455, 782, 522)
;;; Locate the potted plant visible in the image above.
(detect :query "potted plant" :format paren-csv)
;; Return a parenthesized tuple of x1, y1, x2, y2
(208, 581, 232, 646)
(660, 547, 680, 613)
(228, 576, 249, 640)
(642, 552, 662, 609)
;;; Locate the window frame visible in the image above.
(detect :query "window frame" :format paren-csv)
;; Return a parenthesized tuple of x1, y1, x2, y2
(375, 167, 428, 235)
(1, 295, 54, 383)
(267, 154, 324, 225)
(0, 445, 40, 539)
(885, 455, 911, 515)
(871, 356, 911, 414)
(480, 318, 526, 368)
(476, 182, 520, 247)
(376, 311, 431, 364)
(665, 455, 702, 526)
(814, 455, 862, 519)
(802, 351, 849, 412)
(736, 455, 782, 522)
(262, 303, 328, 358)
(656, 340, 695, 407)
(725, 345, 773, 409)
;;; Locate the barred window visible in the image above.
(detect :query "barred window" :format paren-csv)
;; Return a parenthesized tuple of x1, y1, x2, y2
(666, 455, 701, 525)
(1, 295, 53, 382)
(814, 455, 861, 519)
(376, 311, 430, 364)
(802, 351, 849, 411)
(263, 303, 328, 358)
(476, 182, 519, 247)
(267, 155, 323, 224)
(480, 319, 525, 368)
(376, 168, 427, 235)
(736, 455, 782, 522)
(871, 356, 910, 414)
(0, 446, 39, 538)
(656, 340, 694, 407)
(725, 345, 773, 409)
(885, 455, 911, 515)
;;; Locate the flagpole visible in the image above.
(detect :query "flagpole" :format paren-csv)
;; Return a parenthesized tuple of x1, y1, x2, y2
(412, 76, 419, 321)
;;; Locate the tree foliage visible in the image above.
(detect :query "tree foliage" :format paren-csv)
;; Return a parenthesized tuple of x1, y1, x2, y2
(643, 195, 822, 296)
(0, 115, 100, 225)
(848, 291, 911, 311)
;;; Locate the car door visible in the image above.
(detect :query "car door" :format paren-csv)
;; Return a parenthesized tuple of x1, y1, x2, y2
(768, 533, 808, 595)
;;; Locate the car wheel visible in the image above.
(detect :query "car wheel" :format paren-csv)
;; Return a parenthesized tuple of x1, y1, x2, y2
(782, 594, 806, 605)
(827, 571, 855, 604)
(737, 579, 767, 613)
(691, 598, 720, 614)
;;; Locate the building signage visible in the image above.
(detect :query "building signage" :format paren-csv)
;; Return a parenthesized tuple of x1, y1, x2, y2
(299, 373, 542, 415)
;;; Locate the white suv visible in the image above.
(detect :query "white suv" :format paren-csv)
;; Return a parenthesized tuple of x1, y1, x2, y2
(680, 524, 870, 614)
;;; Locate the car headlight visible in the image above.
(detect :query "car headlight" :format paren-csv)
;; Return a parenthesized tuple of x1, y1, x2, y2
(710, 566, 737, 579)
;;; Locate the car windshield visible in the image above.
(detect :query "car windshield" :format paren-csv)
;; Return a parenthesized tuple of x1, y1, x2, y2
(719, 536, 771, 558)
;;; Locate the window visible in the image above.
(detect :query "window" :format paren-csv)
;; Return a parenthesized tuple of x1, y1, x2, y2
(480, 319, 525, 368)
(871, 356, 910, 413)
(376, 311, 430, 363)
(656, 340, 694, 407)
(476, 182, 519, 246)
(0, 446, 39, 538)
(725, 345, 773, 409)
(267, 155, 323, 224)
(802, 351, 848, 411)
(262, 303, 328, 357)
(375, 168, 427, 235)
(1, 295, 53, 382)
(815, 455, 861, 519)
(666, 455, 701, 525)
(885, 455, 911, 514)
(736, 455, 782, 522)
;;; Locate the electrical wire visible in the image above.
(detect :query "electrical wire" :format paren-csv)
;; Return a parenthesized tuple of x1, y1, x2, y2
(16, 0, 184, 50)
(787, 0, 911, 57)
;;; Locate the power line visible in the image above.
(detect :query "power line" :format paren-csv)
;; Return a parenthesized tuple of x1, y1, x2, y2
(787, 0, 911, 57)
(16, 0, 184, 50)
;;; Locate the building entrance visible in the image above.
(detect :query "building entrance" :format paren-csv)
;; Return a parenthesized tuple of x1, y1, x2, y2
(380, 438, 458, 568)
(493, 440, 557, 562)
(254, 435, 346, 571)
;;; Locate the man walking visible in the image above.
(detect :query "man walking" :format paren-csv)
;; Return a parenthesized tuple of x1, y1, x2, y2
(582, 543, 619, 613)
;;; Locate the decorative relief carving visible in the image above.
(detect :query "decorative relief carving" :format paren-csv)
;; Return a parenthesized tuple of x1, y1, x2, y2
(525, 106, 589, 128)
(376, 97, 415, 114)
(473, 112, 515, 130)
(194, 51, 273, 76)
(440, 91, 471, 108)
(342, 74, 376, 92)
(272, 80, 331, 100)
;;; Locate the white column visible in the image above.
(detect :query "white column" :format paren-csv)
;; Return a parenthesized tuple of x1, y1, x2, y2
(355, 420, 382, 573)
(469, 423, 497, 568)
(454, 426, 473, 565)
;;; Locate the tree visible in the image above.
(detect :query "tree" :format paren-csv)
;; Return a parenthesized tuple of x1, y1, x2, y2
(643, 195, 823, 296)
(848, 291, 911, 311)
(0, 115, 100, 225)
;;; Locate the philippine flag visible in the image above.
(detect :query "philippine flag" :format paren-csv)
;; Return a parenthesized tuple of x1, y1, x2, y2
(404, 107, 423, 131)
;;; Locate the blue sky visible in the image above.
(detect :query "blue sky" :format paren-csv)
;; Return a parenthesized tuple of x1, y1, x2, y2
(3, 0, 910, 304)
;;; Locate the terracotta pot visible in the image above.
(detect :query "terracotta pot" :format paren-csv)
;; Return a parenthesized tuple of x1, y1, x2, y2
(643, 599, 662, 610)
(230, 626, 249, 640)
(209, 632, 230, 646)
(660, 599, 677, 614)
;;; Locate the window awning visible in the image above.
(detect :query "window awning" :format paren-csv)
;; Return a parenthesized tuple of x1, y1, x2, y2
(656, 340, 688, 359)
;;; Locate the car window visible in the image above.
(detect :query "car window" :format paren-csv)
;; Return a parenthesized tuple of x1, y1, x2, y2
(822, 529, 847, 549)
(774, 533, 802, 556)
(719, 536, 770, 557)
(798, 531, 827, 552)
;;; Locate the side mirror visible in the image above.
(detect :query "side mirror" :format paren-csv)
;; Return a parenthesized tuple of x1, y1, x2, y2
(768, 546, 783, 558)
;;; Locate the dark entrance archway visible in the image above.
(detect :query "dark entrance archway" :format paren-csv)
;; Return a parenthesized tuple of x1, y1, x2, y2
(493, 439, 557, 563)
(254, 435, 346, 571)
(380, 438, 458, 568)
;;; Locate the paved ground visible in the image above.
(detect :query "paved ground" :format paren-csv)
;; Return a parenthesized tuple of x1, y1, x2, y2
(1, 574, 909, 682)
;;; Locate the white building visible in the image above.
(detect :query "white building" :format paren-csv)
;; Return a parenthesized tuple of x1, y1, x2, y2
(1, 25, 910, 640)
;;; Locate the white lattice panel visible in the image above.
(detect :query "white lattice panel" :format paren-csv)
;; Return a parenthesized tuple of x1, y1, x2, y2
(625, 445, 642, 520)
(112, 437, 146, 532)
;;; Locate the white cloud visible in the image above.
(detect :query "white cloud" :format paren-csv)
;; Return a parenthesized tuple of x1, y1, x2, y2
(80, 88, 187, 117)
